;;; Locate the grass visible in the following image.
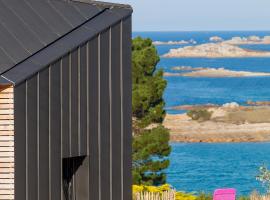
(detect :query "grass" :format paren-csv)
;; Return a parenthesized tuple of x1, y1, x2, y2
(219, 107, 270, 124)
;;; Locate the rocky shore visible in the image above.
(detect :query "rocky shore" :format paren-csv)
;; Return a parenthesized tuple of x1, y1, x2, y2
(223, 35, 270, 45)
(163, 43, 270, 58)
(164, 67, 270, 77)
(209, 35, 270, 44)
(163, 104, 270, 143)
(153, 39, 196, 45)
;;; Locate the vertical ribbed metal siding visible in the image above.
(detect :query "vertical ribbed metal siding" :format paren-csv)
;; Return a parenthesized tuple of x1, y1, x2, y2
(14, 16, 132, 200)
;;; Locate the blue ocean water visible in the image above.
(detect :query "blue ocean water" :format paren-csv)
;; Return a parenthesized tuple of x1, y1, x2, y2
(168, 143, 270, 195)
(133, 31, 270, 114)
(133, 31, 270, 195)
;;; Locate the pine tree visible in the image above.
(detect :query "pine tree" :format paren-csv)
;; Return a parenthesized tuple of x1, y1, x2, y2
(132, 37, 171, 185)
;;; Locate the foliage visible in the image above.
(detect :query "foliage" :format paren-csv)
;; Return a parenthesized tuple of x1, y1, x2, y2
(132, 184, 197, 200)
(238, 196, 250, 200)
(196, 192, 212, 200)
(132, 126, 171, 185)
(132, 37, 167, 128)
(187, 109, 213, 122)
(132, 185, 252, 200)
(132, 36, 171, 186)
(249, 191, 270, 200)
(256, 165, 270, 193)
(132, 184, 171, 194)
(175, 191, 197, 200)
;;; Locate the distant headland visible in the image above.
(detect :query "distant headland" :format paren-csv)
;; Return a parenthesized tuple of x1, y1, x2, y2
(163, 43, 270, 58)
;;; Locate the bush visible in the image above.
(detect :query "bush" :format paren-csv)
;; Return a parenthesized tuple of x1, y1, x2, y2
(132, 184, 197, 200)
(249, 191, 270, 200)
(133, 184, 171, 194)
(176, 191, 197, 200)
(238, 196, 250, 200)
(187, 109, 213, 121)
(132, 126, 171, 185)
(256, 165, 270, 193)
(196, 192, 212, 200)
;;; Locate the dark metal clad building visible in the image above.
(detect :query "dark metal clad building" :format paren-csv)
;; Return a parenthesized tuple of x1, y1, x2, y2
(0, 0, 132, 199)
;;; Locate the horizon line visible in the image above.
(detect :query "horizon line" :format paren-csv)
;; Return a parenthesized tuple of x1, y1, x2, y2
(132, 30, 270, 32)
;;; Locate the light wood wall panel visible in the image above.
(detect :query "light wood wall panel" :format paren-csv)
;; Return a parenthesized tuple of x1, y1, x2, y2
(0, 85, 14, 200)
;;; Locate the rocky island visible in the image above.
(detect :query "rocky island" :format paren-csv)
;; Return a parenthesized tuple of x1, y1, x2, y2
(163, 103, 270, 143)
(209, 35, 270, 44)
(223, 35, 270, 45)
(209, 36, 223, 42)
(164, 67, 270, 77)
(171, 66, 204, 71)
(163, 43, 270, 58)
(153, 39, 196, 45)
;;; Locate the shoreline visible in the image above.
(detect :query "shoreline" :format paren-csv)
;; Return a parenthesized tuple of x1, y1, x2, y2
(170, 141, 270, 144)
(163, 105, 270, 143)
(164, 68, 270, 77)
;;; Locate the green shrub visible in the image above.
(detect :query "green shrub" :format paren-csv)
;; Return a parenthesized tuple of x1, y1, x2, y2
(256, 165, 270, 193)
(187, 109, 213, 121)
(196, 192, 212, 200)
(238, 196, 250, 200)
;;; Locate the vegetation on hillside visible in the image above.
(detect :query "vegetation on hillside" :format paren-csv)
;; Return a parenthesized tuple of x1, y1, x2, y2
(187, 109, 213, 122)
(132, 37, 171, 185)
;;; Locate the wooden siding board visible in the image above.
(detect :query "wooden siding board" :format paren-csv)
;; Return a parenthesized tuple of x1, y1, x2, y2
(38, 68, 50, 200)
(14, 83, 26, 200)
(100, 29, 111, 200)
(111, 23, 122, 200)
(88, 38, 100, 200)
(50, 62, 62, 200)
(0, 85, 14, 200)
(26, 77, 38, 200)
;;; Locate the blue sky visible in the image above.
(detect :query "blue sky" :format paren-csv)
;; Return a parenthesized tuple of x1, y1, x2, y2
(109, 0, 270, 31)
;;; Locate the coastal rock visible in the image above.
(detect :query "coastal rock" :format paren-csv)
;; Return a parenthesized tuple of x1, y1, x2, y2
(263, 36, 270, 43)
(223, 35, 270, 45)
(163, 43, 270, 58)
(153, 40, 189, 45)
(163, 112, 270, 143)
(209, 107, 227, 118)
(222, 102, 239, 108)
(164, 68, 270, 77)
(246, 100, 270, 106)
(209, 36, 223, 42)
(171, 66, 204, 71)
(189, 39, 197, 44)
(153, 39, 197, 46)
(164, 72, 183, 77)
(167, 103, 218, 111)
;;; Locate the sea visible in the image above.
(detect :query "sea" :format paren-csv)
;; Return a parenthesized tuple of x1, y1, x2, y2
(133, 31, 270, 195)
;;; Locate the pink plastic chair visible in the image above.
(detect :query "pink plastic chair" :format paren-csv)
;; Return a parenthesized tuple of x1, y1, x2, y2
(213, 188, 236, 200)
